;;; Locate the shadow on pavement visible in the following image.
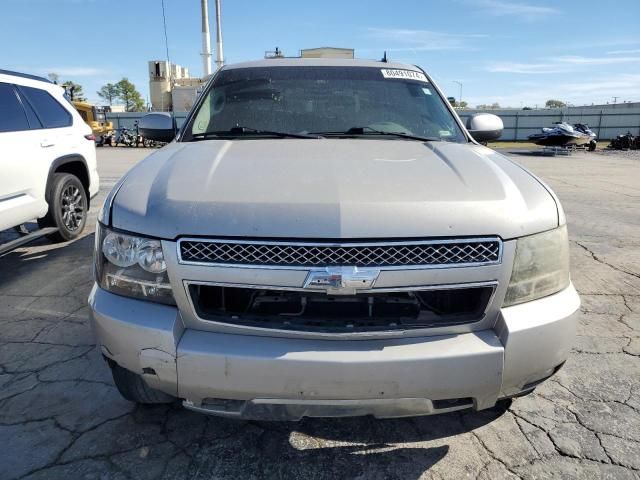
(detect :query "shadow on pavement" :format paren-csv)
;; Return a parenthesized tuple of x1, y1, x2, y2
(134, 401, 511, 479)
(502, 149, 549, 156)
(0, 233, 95, 293)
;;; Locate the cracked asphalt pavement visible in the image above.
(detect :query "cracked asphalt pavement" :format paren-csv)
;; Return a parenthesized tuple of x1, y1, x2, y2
(1, 147, 639, 480)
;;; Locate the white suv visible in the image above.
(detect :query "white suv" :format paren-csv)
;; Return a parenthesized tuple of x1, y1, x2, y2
(0, 69, 99, 244)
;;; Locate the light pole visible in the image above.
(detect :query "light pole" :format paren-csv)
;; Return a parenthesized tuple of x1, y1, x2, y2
(453, 81, 463, 106)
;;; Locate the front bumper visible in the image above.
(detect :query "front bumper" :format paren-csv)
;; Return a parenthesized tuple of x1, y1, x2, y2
(89, 283, 579, 420)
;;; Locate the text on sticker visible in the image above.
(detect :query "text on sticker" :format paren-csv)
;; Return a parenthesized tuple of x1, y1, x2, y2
(381, 69, 428, 82)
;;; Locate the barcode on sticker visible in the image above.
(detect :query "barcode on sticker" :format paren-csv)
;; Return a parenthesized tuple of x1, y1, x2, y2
(381, 69, 428, 82)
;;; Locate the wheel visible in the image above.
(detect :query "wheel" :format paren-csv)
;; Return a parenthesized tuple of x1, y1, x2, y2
(111, 364, 176, 404)
(588, 140, 597, 152)
(37, 173, 87, 242)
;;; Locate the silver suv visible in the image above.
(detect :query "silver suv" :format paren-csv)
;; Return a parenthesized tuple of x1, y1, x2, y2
(89, 58, 579, 420)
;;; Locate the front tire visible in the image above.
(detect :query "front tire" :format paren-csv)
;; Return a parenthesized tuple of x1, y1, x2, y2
(111, 364, 176, 404)
(38, 173, 87, 242)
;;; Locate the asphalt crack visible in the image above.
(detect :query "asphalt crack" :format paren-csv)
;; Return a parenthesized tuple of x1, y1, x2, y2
(574, 240, 640, 280)
(468, 429, 522, 477)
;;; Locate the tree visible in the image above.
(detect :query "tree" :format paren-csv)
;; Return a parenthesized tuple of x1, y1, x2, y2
(447, 97, 468, 108)
(97, 83, 119, 106)
(47, 73, 86, 100)
(61, 81, 86, 102)
(545, 99, 566, 108)
(476, 102, 500, 110)
(115, 78, 145, 112)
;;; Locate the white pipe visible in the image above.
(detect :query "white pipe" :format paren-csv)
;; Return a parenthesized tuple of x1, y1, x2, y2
(201, 0, 212, 76)
(214, 0, 224, 70)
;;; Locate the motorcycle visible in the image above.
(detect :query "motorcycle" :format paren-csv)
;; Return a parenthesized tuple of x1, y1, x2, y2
(132, 121, 145, 147)
(114, 127, 136, 147)
(96, 130, 115, 147)
(609, 132, 637, 150)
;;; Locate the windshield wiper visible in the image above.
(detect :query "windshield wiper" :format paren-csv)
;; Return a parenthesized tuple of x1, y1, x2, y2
(191, 126, 322, 140)
(311, 126, 439, 142)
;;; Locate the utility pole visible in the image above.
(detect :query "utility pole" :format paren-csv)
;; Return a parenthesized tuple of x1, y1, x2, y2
(453, 81, 462, 106)
(214, 0, 224, 71)
(612, 96, 618, 104)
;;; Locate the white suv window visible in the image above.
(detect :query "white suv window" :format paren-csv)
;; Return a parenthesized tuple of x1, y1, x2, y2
(18, 85, 72, 129)
(0, 83, 30, 132)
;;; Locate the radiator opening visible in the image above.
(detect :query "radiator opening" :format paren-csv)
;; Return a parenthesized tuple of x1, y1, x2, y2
(189, 284, 493, 333)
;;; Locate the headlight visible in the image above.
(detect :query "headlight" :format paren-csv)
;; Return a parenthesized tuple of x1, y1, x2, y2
(95, 224, 175, 305)
(503, 225, 570, 307)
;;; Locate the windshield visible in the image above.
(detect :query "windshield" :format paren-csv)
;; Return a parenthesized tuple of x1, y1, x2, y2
(184, 66, 466, 142)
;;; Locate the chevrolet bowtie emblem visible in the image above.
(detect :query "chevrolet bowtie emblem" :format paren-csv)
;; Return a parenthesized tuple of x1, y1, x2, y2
(303, 267, 380, 295)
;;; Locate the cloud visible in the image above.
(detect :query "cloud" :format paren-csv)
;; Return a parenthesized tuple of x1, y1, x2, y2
(7, 66, 107, 80)
(364, 28, 487, 52)
(558, 55, 640, 65)
(487, 56, 640, 74)
(466, 0, 558, 18)
(486, 62, 565, 74)
(40, 67, 105, 77)
(467, 74, 640, 107)
(557, 74, 640, 95)
(607, 48, 640, 55)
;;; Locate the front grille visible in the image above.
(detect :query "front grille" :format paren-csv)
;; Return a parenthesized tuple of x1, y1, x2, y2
(188, 284, 494, 333)
(179, 238, 501, 268)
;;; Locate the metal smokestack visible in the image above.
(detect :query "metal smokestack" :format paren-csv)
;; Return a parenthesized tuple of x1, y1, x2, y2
(214, 0, 224, 70)
(201, 0, 212, 76)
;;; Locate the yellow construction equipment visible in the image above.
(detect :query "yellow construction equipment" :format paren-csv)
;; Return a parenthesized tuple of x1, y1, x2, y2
(72, 101, 113, 142)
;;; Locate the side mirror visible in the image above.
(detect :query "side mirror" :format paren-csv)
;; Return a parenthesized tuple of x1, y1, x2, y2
(138, 113, 176, 143)
(466, 113, 503, 142)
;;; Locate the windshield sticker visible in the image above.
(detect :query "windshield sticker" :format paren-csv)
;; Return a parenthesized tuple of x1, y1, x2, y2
(381, 69, 428, 82)
(422, 87, 432, 95)
(439, 130, 452, 137)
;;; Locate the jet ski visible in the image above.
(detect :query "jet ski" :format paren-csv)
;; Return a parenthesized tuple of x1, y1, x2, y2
(528, 122, 596, 148)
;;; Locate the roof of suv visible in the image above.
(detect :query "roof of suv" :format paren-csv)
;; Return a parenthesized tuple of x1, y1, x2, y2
(0, 69, 65, 95)
(222, 58, 424, 72)
(0, 69, 52, 84)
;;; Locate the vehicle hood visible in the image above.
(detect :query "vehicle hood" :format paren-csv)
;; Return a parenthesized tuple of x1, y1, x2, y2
(110, 139, 559, 240)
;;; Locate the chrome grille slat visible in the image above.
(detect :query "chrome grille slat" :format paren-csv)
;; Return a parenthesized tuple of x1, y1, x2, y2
(178, 238, 501, 268)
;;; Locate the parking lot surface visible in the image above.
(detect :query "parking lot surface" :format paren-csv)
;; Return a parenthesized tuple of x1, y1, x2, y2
(1, 147, 639, 480)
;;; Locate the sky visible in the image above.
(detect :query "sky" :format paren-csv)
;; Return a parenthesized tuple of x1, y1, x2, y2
(1, 0, 639, 108)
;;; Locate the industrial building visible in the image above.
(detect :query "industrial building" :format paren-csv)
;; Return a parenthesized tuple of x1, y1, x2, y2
(148, 60, 205, 112)
(148, 0, 221, 112)
(300, 47, 354, 59)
